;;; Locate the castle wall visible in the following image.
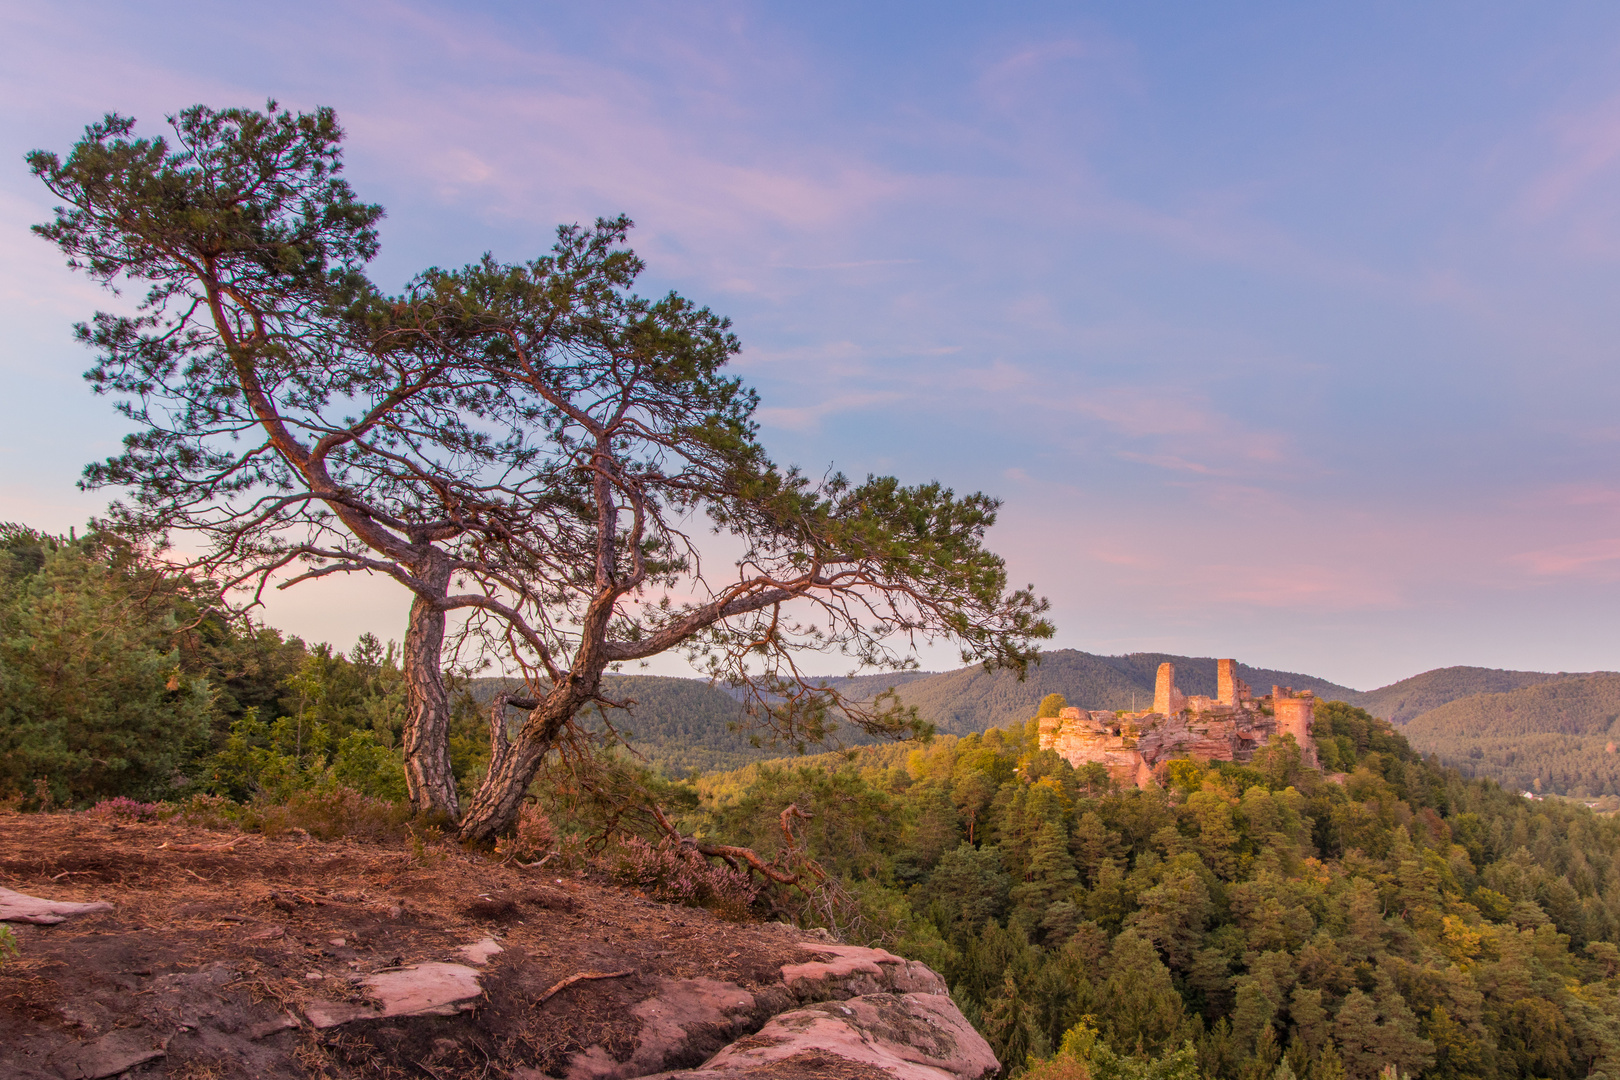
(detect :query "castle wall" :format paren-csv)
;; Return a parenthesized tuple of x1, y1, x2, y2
(1272, 687, 1318, 769)
(1217, 659, 1251, 706)
(1036, 658, 1319, 788)
(1153, 662, 1187, 715)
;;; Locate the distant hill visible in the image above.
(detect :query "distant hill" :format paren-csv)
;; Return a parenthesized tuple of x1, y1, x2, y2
(1354, 666, 1580, 725)
(1404, 673, 1620, 739)
(467, 649, 1361, 775)
(1400, 674, 1620, 796)
(468, 657, 1620, 795)
(467, 674, 766, 775)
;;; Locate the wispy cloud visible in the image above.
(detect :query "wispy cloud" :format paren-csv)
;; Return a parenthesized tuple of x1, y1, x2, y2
(755, 390, 909, 432)
(1513, 538, 1620, 579)
(1522, 92, 1620, 218)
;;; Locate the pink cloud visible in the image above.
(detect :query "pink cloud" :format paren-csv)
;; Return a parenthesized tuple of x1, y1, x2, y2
(1512, 537, 1620, 579)
(1522, 92, 1620, 217)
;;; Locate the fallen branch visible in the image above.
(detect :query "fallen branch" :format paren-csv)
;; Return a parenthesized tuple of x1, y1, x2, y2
(646, 802, 820, 887)
(535, 968, 633, 1006)
(510, 852, 556, 872)
(156, 835, 264, 852)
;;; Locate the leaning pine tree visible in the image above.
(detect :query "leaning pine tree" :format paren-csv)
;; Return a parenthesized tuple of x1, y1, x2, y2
(394, 232, 1054, 840)
(28, 104, 668, 818)
(31, 102, 1053, 844)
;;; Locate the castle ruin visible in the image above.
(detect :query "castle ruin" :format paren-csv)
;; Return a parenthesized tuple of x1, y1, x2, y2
(1038, 659, 1318, 788)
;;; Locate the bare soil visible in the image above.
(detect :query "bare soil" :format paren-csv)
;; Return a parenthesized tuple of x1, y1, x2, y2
(0, 811, 813, 1079)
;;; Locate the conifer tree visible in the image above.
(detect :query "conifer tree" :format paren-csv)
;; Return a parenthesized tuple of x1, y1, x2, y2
(1012, 819, 1080, 913)
(31, 104, 1054, 837)
(983, 971, 1048, 1066)
(1071, 810, 1122, 885)
(1100, 930, 1186, 1055)
(1128, 859, 1211, 970)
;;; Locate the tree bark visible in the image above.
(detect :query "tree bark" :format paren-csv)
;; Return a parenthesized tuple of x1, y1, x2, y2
(455, 690, 577, 843)
(400, 557, 459, 819)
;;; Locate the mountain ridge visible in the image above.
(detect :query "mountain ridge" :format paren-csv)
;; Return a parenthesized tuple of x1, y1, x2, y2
(467, 653, 1620, 792)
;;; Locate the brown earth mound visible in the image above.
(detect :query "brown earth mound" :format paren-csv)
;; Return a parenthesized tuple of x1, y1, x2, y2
(0, 811, 996, 1080)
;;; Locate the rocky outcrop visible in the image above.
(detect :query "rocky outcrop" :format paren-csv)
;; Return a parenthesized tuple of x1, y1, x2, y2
(278, 932, 987, 1080)
(0, 815, 995, 1080)
(648, 991, 997, 1080)
(556, 942, 996, 1080)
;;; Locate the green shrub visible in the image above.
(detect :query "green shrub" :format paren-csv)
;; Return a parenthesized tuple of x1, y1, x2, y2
(0, 925, 18, 970)
(332, 731, 409, 801)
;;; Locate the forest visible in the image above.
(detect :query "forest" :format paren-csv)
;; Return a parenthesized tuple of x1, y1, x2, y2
(670, 704, 1620, 1080)
(1400, 677, 1620, 797)
(6, 521, 1620, 1080)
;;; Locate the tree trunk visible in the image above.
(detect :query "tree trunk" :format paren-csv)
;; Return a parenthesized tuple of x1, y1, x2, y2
(456, 692, 577, 844)
(400, 559, 459, 819)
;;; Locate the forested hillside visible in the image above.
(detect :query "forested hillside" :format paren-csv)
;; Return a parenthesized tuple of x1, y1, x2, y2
(647, 703, 1620, 1080)
(468, 675, 764, 775)
(12, 519, 1620, 1078)
(1402, 675, 1620, 796)
(1357, 667, 1589, 726)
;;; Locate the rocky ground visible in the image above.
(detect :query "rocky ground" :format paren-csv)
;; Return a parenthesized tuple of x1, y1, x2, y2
(0, 812, 996, 1080)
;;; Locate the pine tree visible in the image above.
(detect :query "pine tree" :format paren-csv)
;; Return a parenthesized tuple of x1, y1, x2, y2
(1013, 819, 1080, 913)
(1289, 986, 1331, 1054)
(1072, 810, 1123, 885)
(1101, 930, 1186, 1056)
(983, 972, 1047, 1066)
(1314, 1043, 1348, 1080)
(1128, 860, 1212, 970)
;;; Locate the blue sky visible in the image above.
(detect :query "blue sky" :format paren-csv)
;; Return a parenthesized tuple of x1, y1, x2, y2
(3, 2, 1620, 689)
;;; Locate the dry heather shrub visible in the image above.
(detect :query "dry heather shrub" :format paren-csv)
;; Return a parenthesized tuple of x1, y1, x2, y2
(610, 836, 760, 920)
(495, 803, 555, 862)
(86, 796, 163, 822)
(261, 785, 413, 841)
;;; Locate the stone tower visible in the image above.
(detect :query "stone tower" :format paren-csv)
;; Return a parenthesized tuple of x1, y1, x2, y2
(1153, 663, 1186, 715)
(1217, 659, 1251, 706)
(1272, 686, 1318, 768)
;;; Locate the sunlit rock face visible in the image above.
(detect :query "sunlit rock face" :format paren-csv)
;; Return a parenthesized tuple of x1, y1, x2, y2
(1038, 659, 1319, 787)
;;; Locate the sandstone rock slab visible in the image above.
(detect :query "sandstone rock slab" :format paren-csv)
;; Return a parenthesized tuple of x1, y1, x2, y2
(784, 942, 948, 998)
(565, 976, 758, 1080)
(303, 961, 484, 1028)
(457, 937, 504, 965)
(0, 886, 113, 925)
(647, 991, 998, 1080)
(49, 1028, 165, 1079)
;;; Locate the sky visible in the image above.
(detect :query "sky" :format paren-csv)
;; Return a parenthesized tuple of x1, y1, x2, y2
(3, 2, 1620, 690)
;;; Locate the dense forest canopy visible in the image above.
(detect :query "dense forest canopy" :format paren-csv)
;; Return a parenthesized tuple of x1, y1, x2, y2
(668, 707, 1620, 1080)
